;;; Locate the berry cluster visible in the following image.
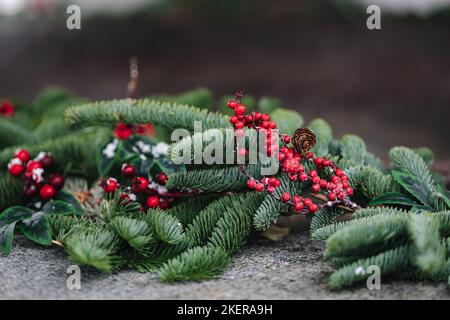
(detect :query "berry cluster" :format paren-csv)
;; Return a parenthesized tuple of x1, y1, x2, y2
(114, 122, 154, 140)
(99, 163, 172, 210)
(0, 100, 15, 117)
(7, 149, 64, 200)
(228, 92, 357, 214)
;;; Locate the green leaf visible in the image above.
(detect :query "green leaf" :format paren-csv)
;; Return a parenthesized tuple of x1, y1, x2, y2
(42, 200, 77, 216)
(153, 157, 186, 175)
(368, 192, 419, 207)
(97, 137, 118, 177)
(0, 206, 34, 255)
(54, 191, 84, 214)
(392, 170, 434, 209)
(0, 223, 16, 256)
(17, 212, 52, 245)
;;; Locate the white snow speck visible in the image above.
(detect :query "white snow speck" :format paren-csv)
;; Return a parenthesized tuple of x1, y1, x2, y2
(354, 266, 365, 275)
(152, 142, 168, 157)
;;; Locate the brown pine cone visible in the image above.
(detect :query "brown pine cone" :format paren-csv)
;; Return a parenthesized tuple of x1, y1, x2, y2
(292, 128, 316, 153)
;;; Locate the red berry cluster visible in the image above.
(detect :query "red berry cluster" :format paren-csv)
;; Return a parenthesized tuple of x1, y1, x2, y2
(114, 123, 155, 140)
(0, 100, 15, 117)
(7, 149, 64, 200)
(99, 163, 172, 210)
(228, 92, 357, 214)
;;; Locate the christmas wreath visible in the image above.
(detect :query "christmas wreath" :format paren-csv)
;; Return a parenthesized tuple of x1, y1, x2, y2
(1, 80, 449, 289)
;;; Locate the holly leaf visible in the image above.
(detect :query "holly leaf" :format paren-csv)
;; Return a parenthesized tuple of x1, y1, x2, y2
(367, 192, 419, 207)
(54, 191, 84, 215)
(42, 200, 77, 216)
(0, 206, 34, 256)
(391, 170, 435, 208)
(153, 157, 186, 175)
(17, 212, 52, 246)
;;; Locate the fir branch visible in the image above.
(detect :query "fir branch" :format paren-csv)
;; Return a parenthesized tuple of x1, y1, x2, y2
(308, 118, 333, 156)
(408, 213, 447, 276)
(64, 225, 123, 273)
(166, 164, 262, 193)
(65, 99, 229, 132)
(325, 212, 410, 258)
(159, 246, 231, 282)
(329, 245, 411, 289)
(109, 216, 156, 255)
(148, 210, 185, 244)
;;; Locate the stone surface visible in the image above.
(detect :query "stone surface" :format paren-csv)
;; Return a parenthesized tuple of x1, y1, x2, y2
(0, 234, 448, 300)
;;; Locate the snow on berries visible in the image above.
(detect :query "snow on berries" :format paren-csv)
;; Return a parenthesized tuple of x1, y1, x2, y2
(228, 90, 358, 215)
(7, 149, 64, 201)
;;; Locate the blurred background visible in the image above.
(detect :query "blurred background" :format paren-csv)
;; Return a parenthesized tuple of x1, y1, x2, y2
(0, 0, 449, 165)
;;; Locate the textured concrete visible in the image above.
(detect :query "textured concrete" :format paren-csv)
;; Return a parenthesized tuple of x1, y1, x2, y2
(0, 234, 448, 300)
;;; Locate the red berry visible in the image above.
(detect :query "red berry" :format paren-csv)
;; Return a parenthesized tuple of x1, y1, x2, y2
(15, 149, 30, 163)
(281, 192, 291, 202)
(103, 178, 119, 193)
(269, 121, 277, 129)
(338, 192, 346, 200)
(268, 177, 278, 187)
(229, 115, 238, 124)
(23, 181, 36, 197)
(293, 195, 302, 203)
(114, 123, 133, 140)
(40, 184, 56, 200)
(323, 159, 331, 166)
(327, 182, 336, 190)
(328, 192, 337, 201)
(246, 179, 256, 189)
(254, 112, 262, 120)
(9, 164, 24, 176)
(288, 172, 297, 181)
(283, 136, 291, 143)
(235, 129, 245, 137)
(331, 175, 340, 183)
(234, 104, 246, 115)
(308, 203, 319, 213)
(306, 152, 314, 159)
(155, 173, 168, 185)
(255, 183, 264, 192)
(309, 170, 318, 177)
(311, 176, 320, 184)
(311, 184, 321, 193)
(238, 148, 248, 156)
(121, 163, 136, 178)
(228, 100, 237, 109)
(314, 157, 323, 165)
(299, 173, 308, 181)
(146, 196, 160, 208)
(159, 200, 170, 210)
(294, 202, 304, 212)
(303, 198, 313, 206)
(319, 179, 328, 188)
(267, 186, 276, 193)
(26, 161, 42, 173)
(133, 176, 149, 192)
(234, 121, 244, 129)
(345, 187, 354, 196)
(49, 173, 64, 190)
(262, 114, 270, 121)
(336, 169, 344, 177)
(245, 115, 253, 123)
(40, 154, 53, 168)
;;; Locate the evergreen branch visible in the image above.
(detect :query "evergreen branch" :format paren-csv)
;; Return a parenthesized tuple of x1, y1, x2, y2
(339, 134, 367, 167)
(64, 225, 123, 273)
(308, 118, 333, 156)
(408, 213, 447, 276)
(325, 212, 409, 258)
(329, 245, 411, 289)
(159, 246, 231, 282)
(165, 195, 218, 226)
(109, 216, 156, 255)
(148, 210, 185, 244)
(166, 164, 261, 192)
(65, 99, 229, 132)
(310, 206, 345, 236)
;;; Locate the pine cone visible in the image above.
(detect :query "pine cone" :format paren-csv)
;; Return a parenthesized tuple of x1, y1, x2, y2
(292, 128, 316, 153)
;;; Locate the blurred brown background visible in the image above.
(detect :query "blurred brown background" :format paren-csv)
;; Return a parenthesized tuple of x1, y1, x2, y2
(0, 0, 449, 164)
